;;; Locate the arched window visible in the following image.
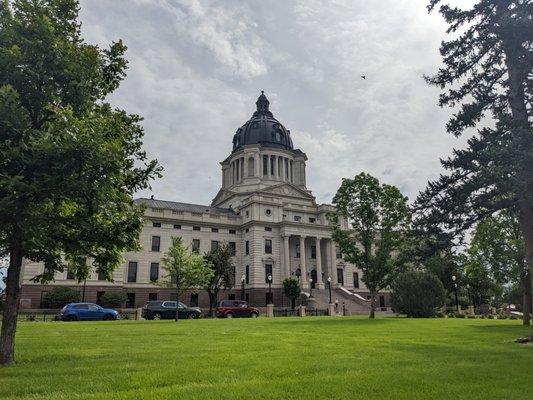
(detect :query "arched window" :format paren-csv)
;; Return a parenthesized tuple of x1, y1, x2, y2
(248, 156, 254, 177)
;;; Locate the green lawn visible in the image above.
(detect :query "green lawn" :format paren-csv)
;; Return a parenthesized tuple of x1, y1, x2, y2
(1, 317, 532, 400)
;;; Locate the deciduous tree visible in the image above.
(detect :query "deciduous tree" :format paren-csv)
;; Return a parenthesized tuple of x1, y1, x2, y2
(282, 277, 301, 310)
(204, 242, 235, 316)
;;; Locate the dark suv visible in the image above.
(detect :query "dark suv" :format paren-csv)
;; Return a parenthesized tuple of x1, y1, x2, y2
(142, 301, 202, 320)
(216, 300, 259, 318)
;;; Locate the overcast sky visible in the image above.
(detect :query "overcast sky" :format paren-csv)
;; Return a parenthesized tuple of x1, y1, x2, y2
(78, 0, 470, 206)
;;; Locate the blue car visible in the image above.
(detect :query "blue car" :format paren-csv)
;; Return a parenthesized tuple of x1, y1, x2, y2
(59, 303, 120, 321)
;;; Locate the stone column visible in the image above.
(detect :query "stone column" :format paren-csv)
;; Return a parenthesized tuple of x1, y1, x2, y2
(315, 237, 324, 289)
(330, 239, 337, 285)
(243, 156, 247, 179)
(267, 155, 271, 179)
(300, 236, 308, 288)
(255, 153, 260, 177)
(273, 155, 278, 179)
(283, 235, 290, 279)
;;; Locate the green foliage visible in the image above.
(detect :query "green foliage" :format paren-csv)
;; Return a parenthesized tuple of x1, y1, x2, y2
(99, 291, 127, 308)
(160, 237, 214, 298)
(204, 242, 235, 312)
(328, 172, 411, 317)
(41, 286, 80, 308)
(282, 277, 301, 309)
(391, 270, 446, 317)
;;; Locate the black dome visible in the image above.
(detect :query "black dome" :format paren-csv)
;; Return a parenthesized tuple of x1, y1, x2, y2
(232, 91, 294, 153)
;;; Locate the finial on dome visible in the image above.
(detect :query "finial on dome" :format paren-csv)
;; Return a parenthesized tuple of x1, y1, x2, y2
(256, 90, 270, 114)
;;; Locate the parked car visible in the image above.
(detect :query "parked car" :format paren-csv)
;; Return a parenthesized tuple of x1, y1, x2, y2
(141, 300, 202, 320)
(59, 303, 119, 321)
(216, 300, 259, 318)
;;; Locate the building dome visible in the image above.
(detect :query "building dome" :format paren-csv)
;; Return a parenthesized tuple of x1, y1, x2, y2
(232, 91, 294, 153)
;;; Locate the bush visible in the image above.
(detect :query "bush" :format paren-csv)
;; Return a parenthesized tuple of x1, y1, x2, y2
(99, 292, 127, 308)
(390, 271, 446, 317)
(41, 287, 80, 308)
(455, 313, 466, 318)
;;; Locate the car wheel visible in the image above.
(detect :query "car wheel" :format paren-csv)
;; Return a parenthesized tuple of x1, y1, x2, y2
(250, 312, 258, 318)
(226, 312, 234, 319)
(66, 315, 77, 321)
(153, 313, 162, 320)
(187, 312, 197, 319)
(103, 314, 114, 321)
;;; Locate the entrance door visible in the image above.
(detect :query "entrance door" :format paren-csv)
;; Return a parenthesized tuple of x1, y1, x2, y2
(337, 268, 344, 286)
(310, 270, 317, 288)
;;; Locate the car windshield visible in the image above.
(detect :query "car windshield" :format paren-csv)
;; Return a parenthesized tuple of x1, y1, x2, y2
(178, 302, 187, 309)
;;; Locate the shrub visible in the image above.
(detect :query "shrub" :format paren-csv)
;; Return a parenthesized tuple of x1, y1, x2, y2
(41, 287, 80, 308)
(99, 292, 127, 308)
(390, 270, 446, 317)
(455, 313, 466, 318)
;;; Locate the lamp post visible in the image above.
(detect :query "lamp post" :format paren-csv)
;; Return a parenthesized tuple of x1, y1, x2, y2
(241, 274, 246, 301)
(309, 278, 313, 298)
(327, 276, 332, 304)
(452, 275, 459, 312)
(267, 274, 273, 304)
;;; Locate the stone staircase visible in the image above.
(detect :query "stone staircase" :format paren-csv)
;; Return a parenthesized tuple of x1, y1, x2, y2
(302, 286, 371, 315)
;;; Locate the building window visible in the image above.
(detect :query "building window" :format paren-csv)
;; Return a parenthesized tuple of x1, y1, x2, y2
(174, 224, 181, 229)
(245, 240, 249, 255)
(245, 228, 249, 233)
(336, 247, 342, 259)
(228, 293, 236, 300)
(265, 239, 272, 254)
(97, 270, 106, 281)
(379, 295, 385, 308)
(295, 244, 300, 259)
(127, 262, 138, 283)
(245, 265, 250, 284)
(353, 272, 359, 288)
(265, 292, 273, 305)
(151, 236, 160, 252)
(337, 268, 344, 286)
(285, 158, 289, 179)
(96, 291, 105, 305)
(150, 262, 159, 282)
(193, 226, 201, 231)
(263, 155, 268, 176)
(265, 226, 272, 231)
(245, 293, 249, 303)
(309, 217, 316, 223)
(311, 245, 316, 259)
(294, 215, 301, 222)
(40, 291, 49, 308)
(270, 155, 275, 175)
(66, 269, 75, 280)
(245, 210, 249, 217)
(126, 293, 135, 308)
(229, 229, 236, 234)
(190, 293, 199, 307)
(265, 264, 273, 283)
(211, 227, 219, 233)
(192, 239, 200, 253)
(149, 292, 158, 301)
(229, 242, 236, 256)
(265, 209, 272, 216)
(211, 240, 219, 251)
(152, 222, 161, 228)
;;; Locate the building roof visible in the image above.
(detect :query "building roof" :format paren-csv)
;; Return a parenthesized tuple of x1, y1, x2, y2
(135, 198, 237, 216)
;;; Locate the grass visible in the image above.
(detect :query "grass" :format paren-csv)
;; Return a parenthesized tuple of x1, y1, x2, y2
(0, 317, 532, 400)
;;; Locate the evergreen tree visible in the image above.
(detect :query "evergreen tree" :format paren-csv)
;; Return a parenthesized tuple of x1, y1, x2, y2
(0, 0, 161, 364)
(414, 1, 533, 312)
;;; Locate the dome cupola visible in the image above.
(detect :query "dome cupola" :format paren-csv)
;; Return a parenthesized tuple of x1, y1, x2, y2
(232, 91, 294, 153)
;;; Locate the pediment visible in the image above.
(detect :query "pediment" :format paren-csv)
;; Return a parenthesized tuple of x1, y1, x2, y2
(259, 183, 316, 202)
(211, 188, 235, 207)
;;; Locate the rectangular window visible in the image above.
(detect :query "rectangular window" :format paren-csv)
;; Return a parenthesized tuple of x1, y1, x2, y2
(379, 295, 385, 308)
(311, 245, 317, 259)
(265, 239, 272, 254)
(309, 217, 316, 223)
(148, 292, 158, 301)
(294, 215, 301, 222)
(263, 155, 268, 176)
(152, 222, 161, 228)
(150, 262, 159, 282)
(285, 158, 289, 179)
(96, 291, 105, 305)
(245, 293, 249, 303)
(211, 240, 219, 251)
(270, 155, 275, 175)
(245, 240, 249, 255)
(229, 229, 236, 234)
(245, 265, 250, 284)
(337, 268, 344, 286)
(174, 224, 181, 229)
(228, 293, 235, 300)
(353, 272, 359, 288)
(336, 247, 342, 259)
(151, 236, 161, 252)
(97, 270, 106, 281)
(192, 239, 200, 253)
(190, 293, 199, 307)
(193, 226, 201, 231)
(229, 242, 236, 256)
(265, 227, 272, 231)
(126, 293, 135, 308)
(211, 227, 219, 233)
(127, 262, 138, 283)
(265, 264, 273, 283)
(66, 269, 75, 280)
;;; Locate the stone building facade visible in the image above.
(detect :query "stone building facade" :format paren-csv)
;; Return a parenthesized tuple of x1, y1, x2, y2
(19, 93, 389, 312)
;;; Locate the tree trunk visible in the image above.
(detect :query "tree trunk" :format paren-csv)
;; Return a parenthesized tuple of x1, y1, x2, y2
(369, 291, 376, 319)
(207, 291, 218, 318)
(523, 273, 532, 326)
(0, 247, 23, 365)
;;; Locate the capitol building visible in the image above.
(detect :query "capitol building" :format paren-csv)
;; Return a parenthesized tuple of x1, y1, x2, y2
(20, 93, 389, 313)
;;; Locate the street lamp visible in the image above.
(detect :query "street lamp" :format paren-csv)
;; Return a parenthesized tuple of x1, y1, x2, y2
(267, 274, 273, 304)
(452, 275, 459, 312)
(327, 276, 332, 304)
(241, 274, 246, 301)
(309, 278, 313, 298)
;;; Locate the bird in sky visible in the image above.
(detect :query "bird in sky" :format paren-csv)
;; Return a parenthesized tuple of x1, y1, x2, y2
(361, 75, 366, 79)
